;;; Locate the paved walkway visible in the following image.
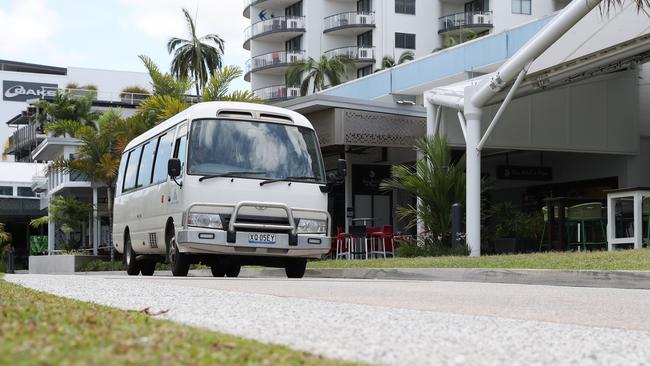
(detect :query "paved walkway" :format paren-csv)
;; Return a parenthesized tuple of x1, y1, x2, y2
(6, 274, 650, 365)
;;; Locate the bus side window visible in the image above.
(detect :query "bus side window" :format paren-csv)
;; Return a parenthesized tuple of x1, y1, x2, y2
(173, 136, 187, 178)
(152, 133, 173, 184)
(123, 146, 142, 192)
(116, 151, 129, 195)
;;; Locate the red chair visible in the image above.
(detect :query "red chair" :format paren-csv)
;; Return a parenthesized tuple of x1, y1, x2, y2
(368, 226, 387, 258)
(333, 227, 352, 260)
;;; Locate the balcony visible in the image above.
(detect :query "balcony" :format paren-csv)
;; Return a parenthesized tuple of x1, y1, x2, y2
(253, 85, 301, 103)
(46, 166, 92, 195)
(323, 11, 375, 36)
(243, 0, 303, 18)
(243, 16, 306, 50)
(5, 123, 46, 158)
(244, 50, 306, 81)
(438, 11, 493, 35)
(324, 46, 375, 66)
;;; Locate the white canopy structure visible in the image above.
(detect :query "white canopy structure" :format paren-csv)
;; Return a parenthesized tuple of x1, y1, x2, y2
(425, 0, 650, 256)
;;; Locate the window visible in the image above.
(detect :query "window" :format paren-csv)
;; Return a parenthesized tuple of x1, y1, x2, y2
(285, 1, 302, 16)
(173, 136, 187, 178)
(137, 141, 156, 188)
(123, 146, 143, 192)
(0, 186, 13, 196)
(152, 133, 174, 184)
(357, 31, 373, 48)
(395, 32, 416, 49)
(512, 0, 531, 14)
(17, 187, 35, 197)
(117, 151, 128, 194)
(357, 65, 373, 78)
(357, 0, 371, 12)
(395, 0, 415, 15)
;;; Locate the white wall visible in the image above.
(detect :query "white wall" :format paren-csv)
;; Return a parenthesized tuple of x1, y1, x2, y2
(490, 0, 556, 34)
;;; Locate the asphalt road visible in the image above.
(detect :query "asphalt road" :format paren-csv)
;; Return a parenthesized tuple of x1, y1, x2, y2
(6, 273, 650, 366)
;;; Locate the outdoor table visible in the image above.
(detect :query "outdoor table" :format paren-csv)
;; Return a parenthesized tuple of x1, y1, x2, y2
(350, 217, 375, 226)
(542, 197, 605, 251)
(605, 187, 650, 251)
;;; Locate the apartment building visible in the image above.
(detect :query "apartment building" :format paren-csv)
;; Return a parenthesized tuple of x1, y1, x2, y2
(243, 0, 571, 102)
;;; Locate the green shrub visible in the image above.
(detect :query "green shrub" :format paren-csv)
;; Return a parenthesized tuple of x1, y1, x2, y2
(396, 235, 469, 258)
(29, 236, 48, 256)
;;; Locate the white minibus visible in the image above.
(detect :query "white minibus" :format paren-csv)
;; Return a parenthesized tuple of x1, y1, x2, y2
(112, 102, 345, 278)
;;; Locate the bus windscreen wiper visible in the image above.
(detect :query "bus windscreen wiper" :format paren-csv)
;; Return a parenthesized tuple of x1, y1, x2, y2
(259, 176, 319, 186)
(199, 171, 267, 182)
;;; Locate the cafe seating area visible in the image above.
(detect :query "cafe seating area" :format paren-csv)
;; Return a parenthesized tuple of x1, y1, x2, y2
(331, 224, 399, 260)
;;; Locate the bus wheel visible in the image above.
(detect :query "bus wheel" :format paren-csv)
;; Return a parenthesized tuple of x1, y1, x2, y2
(140, 260, 156, 276)
(167, 234, 189, 277)
(210, 261, 225, 277)
(225, 263, 241, 278)
(124, 233, 140, 276)
(285, 258, 307, 279)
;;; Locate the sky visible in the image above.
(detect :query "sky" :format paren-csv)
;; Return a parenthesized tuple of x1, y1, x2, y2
(0, 0, 250, 91)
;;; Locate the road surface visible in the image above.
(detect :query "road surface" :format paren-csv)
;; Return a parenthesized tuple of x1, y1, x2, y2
(6, 273, 650, 365)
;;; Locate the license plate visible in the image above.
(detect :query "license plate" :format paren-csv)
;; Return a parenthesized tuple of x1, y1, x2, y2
(248, 233, 276, 244)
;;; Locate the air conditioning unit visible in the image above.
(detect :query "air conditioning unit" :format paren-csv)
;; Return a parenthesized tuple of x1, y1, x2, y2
(287, 87, 301, 97)
(287, 18, 300, 29)
(356, 14, 372, 25)
(473, 13, 488, 24)
(287, 53, 301, 63)
(358, 47, 373, 59)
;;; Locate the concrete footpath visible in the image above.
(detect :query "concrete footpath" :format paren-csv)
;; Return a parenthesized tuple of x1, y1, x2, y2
(76, 267, 650, 290)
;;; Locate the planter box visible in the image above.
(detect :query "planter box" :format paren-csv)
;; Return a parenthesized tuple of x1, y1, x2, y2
(28, 255, 103, 274)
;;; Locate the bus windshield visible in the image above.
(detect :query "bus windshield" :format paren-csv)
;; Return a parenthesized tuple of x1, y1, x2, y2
(188, 118, 326, 183)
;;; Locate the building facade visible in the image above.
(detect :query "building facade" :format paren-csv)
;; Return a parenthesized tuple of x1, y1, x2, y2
(243, 0, 571, 102)
(1, 60, 151, 256)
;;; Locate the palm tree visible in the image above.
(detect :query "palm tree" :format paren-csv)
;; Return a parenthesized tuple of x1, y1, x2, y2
(167, 8, 225, 96)
(286, 55, 356, 96)
(602, 0, 649, 13)
(0, 223, 10, 246)
(380, 135, 466, 239)
(379, 51, 415, 71)
(202, 65, 263, 103)
(35, 92, 101, 135)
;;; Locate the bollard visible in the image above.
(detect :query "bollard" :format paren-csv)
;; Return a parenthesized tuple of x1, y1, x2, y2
(7, 246, 15, 274)
(451, 203, 464, 248)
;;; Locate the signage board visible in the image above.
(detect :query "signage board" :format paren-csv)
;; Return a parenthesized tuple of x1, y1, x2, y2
(3, 80, 57, 102)
(497, 165, 553, 181)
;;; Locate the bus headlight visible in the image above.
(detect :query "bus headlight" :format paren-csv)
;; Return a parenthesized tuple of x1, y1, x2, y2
(296, 219, 327, 234)
(188, 213, 223, 229)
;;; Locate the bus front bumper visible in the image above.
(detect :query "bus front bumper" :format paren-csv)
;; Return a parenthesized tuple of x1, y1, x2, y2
(176, 228, 330, 258)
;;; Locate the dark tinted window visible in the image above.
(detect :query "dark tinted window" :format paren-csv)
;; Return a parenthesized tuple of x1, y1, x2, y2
(117, 150, 128, 194)
(0, 186, 13, 196)
(137, 142, 156, 187)
(123, 146, 142, 191)
(173, 136, 187, 178)
(395, 32, 416, 49)
(395, 0, 415, 14)
(17, 187, 35, 197)
(152, 133, 174, 184)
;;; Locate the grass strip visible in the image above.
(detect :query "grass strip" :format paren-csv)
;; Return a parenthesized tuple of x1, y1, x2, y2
(308, 248, 650, 271)
(0, 279, 356, 366)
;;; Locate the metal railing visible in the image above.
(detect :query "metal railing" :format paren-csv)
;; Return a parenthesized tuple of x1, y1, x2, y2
(438, 11, 493, 32)
(253, 84, 301, 101)
(244, 16, 306, 41)
(40, 87, 151, 105)
(245, 50, 306, 75)
(8, 123, 46, 153)
(324, 11, 375, 32)
(324, 46, 376, 61)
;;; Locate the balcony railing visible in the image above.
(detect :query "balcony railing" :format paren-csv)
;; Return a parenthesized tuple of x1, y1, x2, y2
(323, 11, 375, 32)
(438, 11, 493, 33)
(324, 46, 376, 62)
(253, 85, 301, 101)
(40, 87, 151, 105)
(8, 123, 46, 154)
(244, 16, 306, 42)
(245, 50, 306, 76)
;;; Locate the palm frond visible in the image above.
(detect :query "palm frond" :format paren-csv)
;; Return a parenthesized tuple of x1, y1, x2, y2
(398, 51, 415, 64)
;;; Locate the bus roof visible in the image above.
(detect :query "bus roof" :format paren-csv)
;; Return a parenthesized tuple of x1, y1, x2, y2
(124, 101, 315, 152)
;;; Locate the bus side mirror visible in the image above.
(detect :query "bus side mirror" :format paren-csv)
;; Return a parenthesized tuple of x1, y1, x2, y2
(337, 159, 347, 178)
(168, 158, 181, 178)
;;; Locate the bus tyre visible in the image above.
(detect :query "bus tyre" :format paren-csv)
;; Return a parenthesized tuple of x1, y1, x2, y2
(210, 262, 225, 277)
(168, 235, 190, 277)
(285, 258, 307, 279)
(225, 263, 241, 278)
(124, 234, 140, 276)
(140, 260, 156, 276)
